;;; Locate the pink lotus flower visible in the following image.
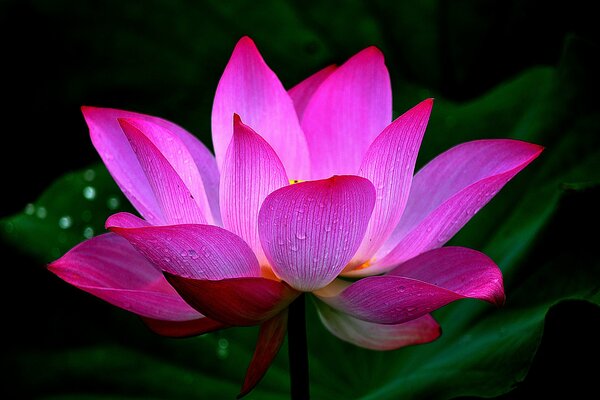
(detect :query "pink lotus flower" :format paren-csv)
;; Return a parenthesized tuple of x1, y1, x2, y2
(49, 37, 542, 396)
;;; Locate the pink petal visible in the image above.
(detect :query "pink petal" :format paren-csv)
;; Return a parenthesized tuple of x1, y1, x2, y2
(316, 247, 504, 324)
(288, 65, 337, 121)
(212, 37, 310, 180)
(47, 233, 201, 321)
(351, 139, 543, 276)
(239, 311, 288, 398)
(301, 47, 392, 179)
(220, 115, 289, 267)
(258, 176, 375, 291)
(108, 224, 260, 280)
(141, 316, 226, 338)
(82, 107, 220, 225)
(105, 212, 150, 229)
(317, 301, 440, 350)
(118, 119, 208, 225)
(165, 274, 298, 326)
(351, 99, 433, 264)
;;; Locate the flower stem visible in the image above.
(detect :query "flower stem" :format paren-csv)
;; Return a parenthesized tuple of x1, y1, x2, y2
(288, 293, 310, 399)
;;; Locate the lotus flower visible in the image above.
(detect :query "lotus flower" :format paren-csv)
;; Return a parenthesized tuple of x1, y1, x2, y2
(49, 36, 542, 396)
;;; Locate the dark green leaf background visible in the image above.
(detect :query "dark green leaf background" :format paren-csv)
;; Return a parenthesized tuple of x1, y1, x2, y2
(1, 1, 598, 398)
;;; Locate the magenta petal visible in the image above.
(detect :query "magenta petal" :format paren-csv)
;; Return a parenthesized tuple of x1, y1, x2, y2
(220, 115, 289, 266)
(239, 311, 288, 398)
(142, 316, 226, 338)
(288, 65, 337, 121)
(212, 37, 310, 180)
(118, 119, 208, 225)
(317, 301, 440, 350)
(82, 107, 220, 225)
(105, 212, 150, 229)
(353, 139, 543, 276)
(48, 233, 201, 321)
(317, 247, 504, 324)
(109, 224, 260, 280)
(165, 275, 298, 326)
(352, 99, 433, 264)
(258, 176, 375, 291)
(301, 47, 392, 179)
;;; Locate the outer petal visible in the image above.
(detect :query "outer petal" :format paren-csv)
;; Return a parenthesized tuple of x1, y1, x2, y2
(47, 233, 201, 321)
(141, 317, 226, 338)
(105, 212, 150, 229)
(118, 119, 208, 225)
(351, 139, 543, 276)
(316, 247, 504, 324)
(212, 37, 310, 180)
(301, 47, 392, 179)
(288, 64, 337, 121)
(239, 311, 288, 398)
(165, 274, 298, 326)
(220, 115, 289, 267)
(82, 107, 220, 225)
(316, 301, 440, 350)
(351, 99, 432, 264)
(258, 176, 376, 291)
(108, 224, 260, 280)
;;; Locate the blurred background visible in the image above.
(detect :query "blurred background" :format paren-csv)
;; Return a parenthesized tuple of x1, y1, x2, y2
(1, 0, 599, 398)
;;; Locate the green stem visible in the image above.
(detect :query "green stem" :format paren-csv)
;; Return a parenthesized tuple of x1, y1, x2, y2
(288, 293, 310, 399)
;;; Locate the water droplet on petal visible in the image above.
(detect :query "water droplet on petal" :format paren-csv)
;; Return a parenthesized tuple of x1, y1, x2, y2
(188, 249, 199, 259)
(295, 232, 307, 240)
(58, 216, 72, 229)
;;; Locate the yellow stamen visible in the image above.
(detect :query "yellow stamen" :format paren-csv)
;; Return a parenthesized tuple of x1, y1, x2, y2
(289, 179, 304, 185)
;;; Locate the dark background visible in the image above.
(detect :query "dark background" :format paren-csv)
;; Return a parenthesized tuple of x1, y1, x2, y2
(1, 0, 599, 398)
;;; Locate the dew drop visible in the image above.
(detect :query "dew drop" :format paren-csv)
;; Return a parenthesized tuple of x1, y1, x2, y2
(107, 197, 120, 210)
(4, 221, 14, 233)
(188, 249, 199, 259)
(82, 186, 96, 200)
(58, 216, 72, 229)
(83, 226, 94, 239)
(180, 250, 188, 257)
(36, 207, 47, 219)
(83, 169, 96, 182)
(24, 203, 35, 215)
(217, 338, 229, 359)
(295, 232, 307, 240)
(163, 257, 172, 263)
(324, 225, 332, 232)
(290, 245, 298, 251)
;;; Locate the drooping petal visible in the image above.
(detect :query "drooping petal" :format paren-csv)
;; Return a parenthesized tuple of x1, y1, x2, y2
(47, 233, 201, 321)
(82, 106, 220, 225)
(316, 247, 504, 324)
(239, 311, 288, 398)
(258, 176, 376, 291)
(118, 119, 208, 225)
(350, 139, 543, 276)
(288, 64, 337, 121)
(351, 99, 433, 264)
(301, 47, 392, 179)
(316, 301, 440, 350)
(165, 274, 298, 326)
(105, 212, 150, 229)
(212, 37, 310, 180)
(108, 224, 260, 280)
(141, 316, 226, 338)
(220, 115, 289, 267)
